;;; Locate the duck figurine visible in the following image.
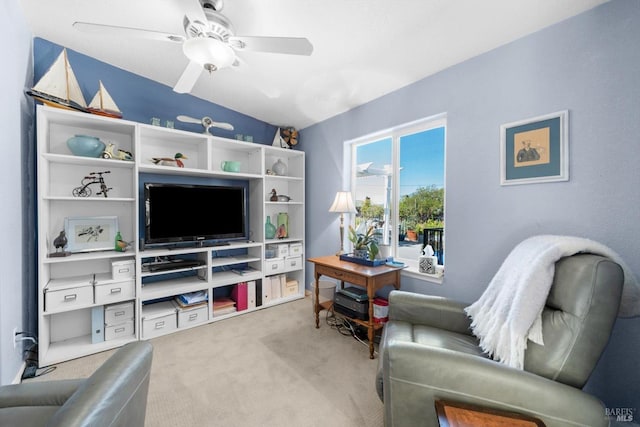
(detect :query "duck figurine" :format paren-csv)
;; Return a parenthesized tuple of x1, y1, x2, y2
(151, 153, 188, 168)
(270, 189, 278, 202)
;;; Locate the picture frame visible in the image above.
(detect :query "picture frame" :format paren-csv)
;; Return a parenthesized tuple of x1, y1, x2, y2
(500, 110, 569, 186)
(64, 216, 119, 253)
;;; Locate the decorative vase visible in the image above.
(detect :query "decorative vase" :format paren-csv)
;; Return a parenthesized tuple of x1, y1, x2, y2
(66, 135, 106, 158)
(354, 249, 368, 259)
(265, 216, 276, 239)
(272, 158, 287, 176)
(277, 212, 289, 238)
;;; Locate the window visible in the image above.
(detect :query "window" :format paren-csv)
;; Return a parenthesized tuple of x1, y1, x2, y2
(348, 115, 446, 277)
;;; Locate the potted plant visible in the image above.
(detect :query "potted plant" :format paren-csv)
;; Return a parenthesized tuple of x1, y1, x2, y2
(348, 225, 379, 261)
(405, 220, 418, 241)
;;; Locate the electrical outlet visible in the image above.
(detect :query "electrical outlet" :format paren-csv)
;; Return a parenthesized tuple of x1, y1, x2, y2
(12, 327, 18, 349)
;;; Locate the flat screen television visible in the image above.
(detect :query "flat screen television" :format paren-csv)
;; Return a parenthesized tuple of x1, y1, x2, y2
(144, 182, 247, 246)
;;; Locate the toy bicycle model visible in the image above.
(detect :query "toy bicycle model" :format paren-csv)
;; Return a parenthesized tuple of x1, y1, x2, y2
(72, 171, 112, 198)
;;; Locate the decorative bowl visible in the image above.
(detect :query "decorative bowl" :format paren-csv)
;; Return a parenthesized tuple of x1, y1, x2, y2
(66, 135, 106, 158)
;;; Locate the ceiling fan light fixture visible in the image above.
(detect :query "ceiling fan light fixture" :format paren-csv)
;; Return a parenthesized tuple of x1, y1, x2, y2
(183, 37, 235, 70)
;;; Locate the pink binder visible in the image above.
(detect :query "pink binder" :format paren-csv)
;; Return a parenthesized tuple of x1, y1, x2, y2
(231, 282, 248, 311)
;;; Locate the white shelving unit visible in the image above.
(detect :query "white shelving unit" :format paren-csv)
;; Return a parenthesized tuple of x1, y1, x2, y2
(36, 105, 305, 366)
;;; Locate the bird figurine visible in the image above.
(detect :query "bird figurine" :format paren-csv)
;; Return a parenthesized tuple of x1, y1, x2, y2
(116, 239, 132, 252)
(151, 153, 188, 168)
(51, 230, 69, 257)
(270, 189, 278, 202)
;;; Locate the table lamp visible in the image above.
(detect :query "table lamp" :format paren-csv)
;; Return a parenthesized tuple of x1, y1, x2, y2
(329, 191, 356, 255)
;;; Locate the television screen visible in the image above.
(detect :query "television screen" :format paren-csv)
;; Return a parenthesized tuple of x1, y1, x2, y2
(144, 183, 247, 245)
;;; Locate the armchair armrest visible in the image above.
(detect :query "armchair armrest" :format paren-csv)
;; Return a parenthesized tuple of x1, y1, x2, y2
(0, 380, 82, 408)
(388, 290, 472, 335)
(383, 341, 606, 427)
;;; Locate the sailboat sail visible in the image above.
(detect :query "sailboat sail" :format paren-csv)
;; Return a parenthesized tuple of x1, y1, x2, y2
(28, 48, 87, 112)
(88, 80, 122, 118)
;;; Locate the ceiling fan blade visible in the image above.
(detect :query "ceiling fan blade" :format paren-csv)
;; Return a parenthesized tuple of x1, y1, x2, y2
(73, 22, 184, 43)
(229, 36, 313, 56)
(183, 0, 208, 25)
(212, 121, 234, 131)
(173, 61, 203, 94)
(176, 115, 202, 124)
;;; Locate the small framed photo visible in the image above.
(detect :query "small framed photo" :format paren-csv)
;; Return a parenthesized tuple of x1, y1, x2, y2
(500, 110, 569, 185)
(64, 216, 119, 253)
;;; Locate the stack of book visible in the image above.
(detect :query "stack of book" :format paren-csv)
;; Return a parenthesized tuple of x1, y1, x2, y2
(174, 290, 208, 309)
(212, 297, 236, 317)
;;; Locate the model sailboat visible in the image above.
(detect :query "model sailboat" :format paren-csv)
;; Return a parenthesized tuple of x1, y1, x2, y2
(87, 80, 123, 119)
(27, 48, 88, 113)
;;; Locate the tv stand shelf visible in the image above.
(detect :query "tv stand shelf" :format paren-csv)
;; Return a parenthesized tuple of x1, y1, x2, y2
(36, 105, 305, 366)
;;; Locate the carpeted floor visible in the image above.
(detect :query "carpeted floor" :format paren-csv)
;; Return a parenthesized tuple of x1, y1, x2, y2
(26, 297, 384, 427)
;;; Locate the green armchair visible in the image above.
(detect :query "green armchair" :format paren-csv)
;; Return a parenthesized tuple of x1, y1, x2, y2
(376, 254, 623, 426)
(0, 341, 153, 427)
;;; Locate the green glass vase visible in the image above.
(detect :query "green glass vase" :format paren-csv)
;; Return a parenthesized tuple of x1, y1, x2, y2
(265, 216, 276, 239)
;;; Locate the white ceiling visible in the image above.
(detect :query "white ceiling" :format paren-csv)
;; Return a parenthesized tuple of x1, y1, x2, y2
(20, 0, 608, 130)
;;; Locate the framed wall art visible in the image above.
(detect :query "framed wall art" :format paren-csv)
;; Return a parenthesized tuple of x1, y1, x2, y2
(500, 110, 568, 186)
(64, 216, 119, 253)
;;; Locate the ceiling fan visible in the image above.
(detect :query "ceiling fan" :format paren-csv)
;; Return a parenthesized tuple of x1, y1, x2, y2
(177, 115, 234, 134)
(73, 0, 313, 94)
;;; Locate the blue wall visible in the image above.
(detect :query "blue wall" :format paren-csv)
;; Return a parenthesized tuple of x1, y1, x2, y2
(33, 38, 278, 143)
(301, 0, 639, 412)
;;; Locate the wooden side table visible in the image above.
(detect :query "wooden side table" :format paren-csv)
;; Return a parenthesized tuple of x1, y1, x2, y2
(435, 400, 546, 427)
(308, 255, 401, 359)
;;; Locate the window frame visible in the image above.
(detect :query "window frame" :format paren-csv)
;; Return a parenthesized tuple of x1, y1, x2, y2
(345, 114, 447, 283)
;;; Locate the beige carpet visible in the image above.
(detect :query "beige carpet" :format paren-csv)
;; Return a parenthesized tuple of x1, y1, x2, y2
(26, 297, 384, 427)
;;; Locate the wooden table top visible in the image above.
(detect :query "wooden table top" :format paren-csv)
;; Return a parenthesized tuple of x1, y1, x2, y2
(308, 255, 402, 277)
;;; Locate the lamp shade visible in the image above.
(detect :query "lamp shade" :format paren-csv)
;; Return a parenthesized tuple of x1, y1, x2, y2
(329, 191, 356, 213)
(182, 37, 235, 70)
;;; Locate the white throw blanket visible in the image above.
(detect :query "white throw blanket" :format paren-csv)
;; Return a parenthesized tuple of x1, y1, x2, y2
(465, 235, 640, 369)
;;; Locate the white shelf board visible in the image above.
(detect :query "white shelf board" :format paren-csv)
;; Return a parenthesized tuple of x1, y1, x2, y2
(42, 153, 135, 169)
(141, 276, 209, 301)
(210, 254, 261, 267)
(210, 270, 262, 287)
(42, 334, 137, 367)
(44, 196, 135, 202)
(44, 250, 134, 264)
(138, 164, 261, 180)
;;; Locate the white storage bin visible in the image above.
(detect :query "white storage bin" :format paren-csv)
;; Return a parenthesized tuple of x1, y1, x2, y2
(266, 243, 289, 258)
(174, 302, 209, 328)
(142, 301, 177, 339)
(105, 320, 134, 341)
(282, 279, 299, 297)
(289, 243, 303, 256)
(104, 301, 134, 325)
(111, 259, 135, 280)
(311, 280, 337, 306)
(94, 274, 135, 304)
(44, 276, 94, 312)
(265, 258, 285, 274)
(284, 255, 302, 271)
